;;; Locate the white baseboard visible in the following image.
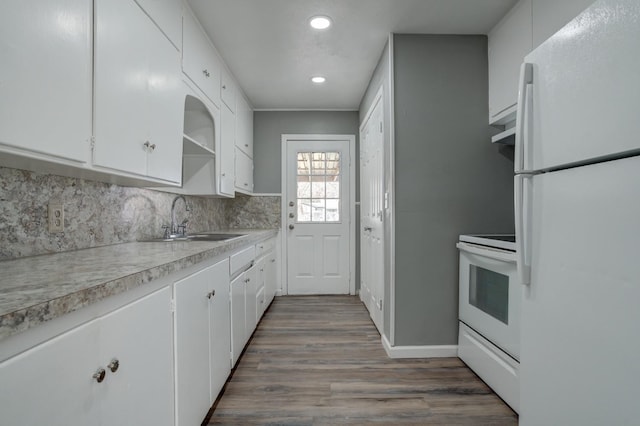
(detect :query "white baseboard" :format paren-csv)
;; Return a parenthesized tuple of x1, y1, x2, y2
(381, 334, 458, 358)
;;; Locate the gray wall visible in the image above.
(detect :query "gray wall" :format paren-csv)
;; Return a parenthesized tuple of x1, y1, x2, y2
(359, 37, 394, 340)
(253, 111, 359, 194)
(392, 34, 514, 346)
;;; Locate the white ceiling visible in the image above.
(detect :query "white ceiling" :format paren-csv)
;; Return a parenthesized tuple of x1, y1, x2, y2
(187, 0, 518, 110)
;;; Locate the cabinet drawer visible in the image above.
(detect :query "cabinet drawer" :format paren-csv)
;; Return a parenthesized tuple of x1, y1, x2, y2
(230, 246, 255, 277)
(255, 238, 275, 259)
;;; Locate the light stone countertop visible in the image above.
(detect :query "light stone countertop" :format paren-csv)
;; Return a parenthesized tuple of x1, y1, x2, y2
(0, 229, 277, 342)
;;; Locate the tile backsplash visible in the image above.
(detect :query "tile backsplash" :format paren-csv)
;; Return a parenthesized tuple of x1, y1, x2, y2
(0, 167, 280, 260)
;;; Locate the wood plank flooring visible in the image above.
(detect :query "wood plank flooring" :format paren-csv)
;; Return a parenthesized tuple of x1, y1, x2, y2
(207, 296, 517, 425)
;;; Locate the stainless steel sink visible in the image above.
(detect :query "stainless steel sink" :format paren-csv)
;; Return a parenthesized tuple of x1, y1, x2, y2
(139, 233, 245, 243)
(187, 233, 245, 242)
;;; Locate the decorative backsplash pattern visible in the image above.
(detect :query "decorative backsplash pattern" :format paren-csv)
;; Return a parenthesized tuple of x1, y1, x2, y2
(0, 167, 280, 260)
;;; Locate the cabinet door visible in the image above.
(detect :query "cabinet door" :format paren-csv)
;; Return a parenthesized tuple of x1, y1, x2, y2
(182, 7, 221, 107)
(219, 103, 236, 196)
(235, 147, 254, 193)
(488, 0, 532, 122)
(0, 0, 92, 163)
(134, 0, 182, 49)
(235, 94, 253, 157)
(0, 320, 100, 426)
(532, 0, 594, 48)
(94, 0, 151, 177)
(146, 23, 183, 184)
(230, 272, 246, 366)
(266, 251, 278, 306)
(220, 68, 236, 113)
(100, 287, 173, 426)
(175, 267, 214, 426)
(244, 265, 258, 342)
(207, 259, 231, 399)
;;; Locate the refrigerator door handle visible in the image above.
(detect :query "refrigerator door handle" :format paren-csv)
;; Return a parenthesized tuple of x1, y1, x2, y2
(515, 63, 533, 173)
(515, 174, 532, 285)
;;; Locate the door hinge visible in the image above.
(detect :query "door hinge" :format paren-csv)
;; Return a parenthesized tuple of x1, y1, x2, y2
(170, 298, 176, 313)
(89, 136, 96, 150)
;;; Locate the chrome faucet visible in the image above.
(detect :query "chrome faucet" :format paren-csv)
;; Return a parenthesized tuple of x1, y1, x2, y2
(170, 195, 190, 237)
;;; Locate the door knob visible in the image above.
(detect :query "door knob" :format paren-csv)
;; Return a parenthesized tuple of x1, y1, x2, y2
(289, 201, 295, 207)
(289, 224, 295, 230)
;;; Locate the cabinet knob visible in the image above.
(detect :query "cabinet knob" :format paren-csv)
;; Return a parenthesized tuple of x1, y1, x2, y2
(149, 143, 156, 151)
(93, 368, 106, 383)
(289, 201, 295, 207)
(244, 182, 248, 186)
(143, 141, 150, 149)
(271, 259, 276, 263)
(203, 69, 210, 77)
(244, 144, 249, 147)
(289, 224, 295, 230)
(222, 84, 226, 90)
(207, 290, 216, 299)
(107, 359, 120, 373)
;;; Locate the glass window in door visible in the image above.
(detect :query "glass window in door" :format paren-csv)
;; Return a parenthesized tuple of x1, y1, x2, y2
(296, 152, 341, 223)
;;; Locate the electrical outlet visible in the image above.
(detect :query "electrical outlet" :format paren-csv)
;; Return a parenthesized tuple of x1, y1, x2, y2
(48, 202, 64, 233)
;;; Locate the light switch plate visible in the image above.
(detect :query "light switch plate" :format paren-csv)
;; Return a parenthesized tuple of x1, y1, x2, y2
(48, 202, 64, 233)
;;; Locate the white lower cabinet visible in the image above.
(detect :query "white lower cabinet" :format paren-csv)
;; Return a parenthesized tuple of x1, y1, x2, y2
(0, 320, 100, 426)
(100, 287, 174, 426)
(230, 272, 247, 367)
(174, 259, 230, 426)
(0, 287, 173, 426)
(230, 263, 257, 367)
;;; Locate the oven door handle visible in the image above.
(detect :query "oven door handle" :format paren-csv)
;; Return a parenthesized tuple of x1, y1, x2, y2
(456, 242, 516, 263)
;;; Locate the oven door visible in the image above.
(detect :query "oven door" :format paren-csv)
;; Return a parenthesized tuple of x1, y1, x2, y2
(457, 242, 520, 360)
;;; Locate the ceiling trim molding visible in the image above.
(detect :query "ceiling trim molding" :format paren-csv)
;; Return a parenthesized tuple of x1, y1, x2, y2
(253, 108, 359, 112)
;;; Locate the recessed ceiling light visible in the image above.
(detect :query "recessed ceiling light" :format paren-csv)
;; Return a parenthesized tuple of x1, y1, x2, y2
(309, 16, 332, 30)
(311, 76, 326, 84)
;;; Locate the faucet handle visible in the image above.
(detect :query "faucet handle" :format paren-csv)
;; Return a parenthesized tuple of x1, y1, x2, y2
(177, 224, 187, 236)
(161, 225, 171, 239)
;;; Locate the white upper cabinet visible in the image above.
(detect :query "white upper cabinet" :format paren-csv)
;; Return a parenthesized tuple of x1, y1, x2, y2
(221, 68, 237, 113)
(235, 148, 254, 193)
(94, 0, 183, 184)
(219, 103, 236, 196)
(236, 94, 254, 158)
(183, 6, 222, 107)
(0, 0, 92, 164)
(531, 0, 595, 48)
(134, 0, 182, 49)
(488, 0, 532, 124)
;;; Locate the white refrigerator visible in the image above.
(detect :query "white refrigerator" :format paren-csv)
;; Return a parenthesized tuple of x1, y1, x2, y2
(514, 0, 640, 424)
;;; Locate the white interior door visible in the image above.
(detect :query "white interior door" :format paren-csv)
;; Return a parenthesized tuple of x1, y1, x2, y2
(285, 137, 353, 295)
(360, 93, 385, 332)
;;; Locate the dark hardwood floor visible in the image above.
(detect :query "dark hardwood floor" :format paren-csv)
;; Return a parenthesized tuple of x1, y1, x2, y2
(207, 295, 517, 425)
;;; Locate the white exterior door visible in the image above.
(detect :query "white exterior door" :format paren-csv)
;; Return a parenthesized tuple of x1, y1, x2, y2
(284, 136, 353, 295)
(359, 94, 385, 332)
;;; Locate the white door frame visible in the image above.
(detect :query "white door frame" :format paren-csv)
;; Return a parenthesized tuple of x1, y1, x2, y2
(280, 134, 356, 296)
